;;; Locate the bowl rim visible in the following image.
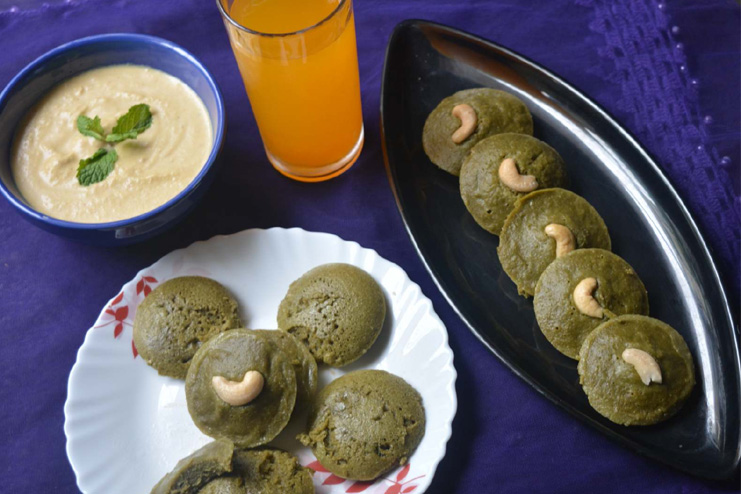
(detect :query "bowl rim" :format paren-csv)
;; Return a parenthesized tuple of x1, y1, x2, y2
(0, 32, 226, 230)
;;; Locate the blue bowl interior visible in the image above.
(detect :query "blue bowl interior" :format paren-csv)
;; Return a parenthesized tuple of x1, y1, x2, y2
(0, 35, 223, 227)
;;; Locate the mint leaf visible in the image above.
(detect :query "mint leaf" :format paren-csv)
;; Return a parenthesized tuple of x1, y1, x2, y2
(106, 104, 152, 143)
(77, 148, 118, 186)
(73, 103, 150, 185)
(77, 115, 106, 141)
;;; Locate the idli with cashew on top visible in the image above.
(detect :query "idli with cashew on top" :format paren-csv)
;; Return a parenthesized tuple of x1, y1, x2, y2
(498, 188, 611, 297)
(185, 329, 297, 448)
(578, 315, 695, 426)
(459, 133, 568, 235)
(533, 249, 649, 359)
(422, 88, 534, 176)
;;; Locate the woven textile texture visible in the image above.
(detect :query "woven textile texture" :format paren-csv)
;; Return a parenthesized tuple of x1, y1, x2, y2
(580, 0, 739, 297)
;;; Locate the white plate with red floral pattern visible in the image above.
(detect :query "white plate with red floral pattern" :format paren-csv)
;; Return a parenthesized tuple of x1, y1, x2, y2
(64, 228, 457, 494)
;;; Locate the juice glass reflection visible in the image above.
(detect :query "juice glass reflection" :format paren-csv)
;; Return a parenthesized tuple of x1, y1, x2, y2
(217, 0, 364, 182)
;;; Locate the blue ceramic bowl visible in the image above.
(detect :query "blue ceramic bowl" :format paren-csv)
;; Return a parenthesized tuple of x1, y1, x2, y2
(0, 34, 225, 245)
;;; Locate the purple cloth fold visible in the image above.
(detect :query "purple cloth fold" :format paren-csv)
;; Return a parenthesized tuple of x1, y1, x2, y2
(0, 0, 737, 492)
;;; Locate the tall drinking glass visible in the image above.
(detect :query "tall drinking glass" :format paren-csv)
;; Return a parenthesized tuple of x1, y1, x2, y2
(217, 0, 364, 182)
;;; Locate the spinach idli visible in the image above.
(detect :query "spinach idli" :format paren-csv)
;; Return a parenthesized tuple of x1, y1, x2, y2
(578, 315, 695, 426)
(151, 439, 234, 494)
(133, 276, 242, 379)
(533, 249, 649, 359)
(231, 449, 314, 493)
(278, 263, 386, 367)
(459, 133, 568, 235)
(422, 88, 533, 176)
(185, 330, 297, 448)
(299, 370, 425, 481)
(498, 188, 611, 297)
(198, 477, 245, 494)
(151, 442, 314, 494)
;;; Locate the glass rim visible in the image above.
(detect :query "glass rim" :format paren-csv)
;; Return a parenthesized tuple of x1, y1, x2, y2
(215, 0, 349, 38)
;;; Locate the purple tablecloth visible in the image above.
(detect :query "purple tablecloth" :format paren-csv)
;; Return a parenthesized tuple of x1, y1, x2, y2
(0, 0, 738, 492)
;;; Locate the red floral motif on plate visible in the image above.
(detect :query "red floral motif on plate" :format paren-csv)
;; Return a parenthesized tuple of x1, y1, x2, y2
(306, 459, 423, 493)
(96, 275, 158, 358)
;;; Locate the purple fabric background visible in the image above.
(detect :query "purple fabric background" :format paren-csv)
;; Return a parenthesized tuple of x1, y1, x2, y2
(0, 0, 738, 492)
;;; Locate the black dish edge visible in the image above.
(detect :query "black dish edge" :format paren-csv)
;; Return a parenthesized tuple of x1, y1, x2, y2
(379, 18, 741, 480)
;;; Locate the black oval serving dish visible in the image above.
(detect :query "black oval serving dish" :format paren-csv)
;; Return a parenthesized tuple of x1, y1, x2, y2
(380, 19, 740, 479)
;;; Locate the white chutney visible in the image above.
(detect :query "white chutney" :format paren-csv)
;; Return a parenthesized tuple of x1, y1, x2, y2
(11, 65, 212, 223)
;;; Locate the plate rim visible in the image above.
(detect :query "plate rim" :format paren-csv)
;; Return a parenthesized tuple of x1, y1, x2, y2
(379, 18, 740, 479)
(63, 226, 458, 493)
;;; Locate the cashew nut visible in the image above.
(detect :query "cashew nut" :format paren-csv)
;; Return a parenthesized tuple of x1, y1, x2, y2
(544, 223, 576, 258)
(573, 277, 603, 318)
(622, 348, 662, 385)
(451, 104, 477, 144)
(212, 370, 264, 406)
(498, 158, 538, 192)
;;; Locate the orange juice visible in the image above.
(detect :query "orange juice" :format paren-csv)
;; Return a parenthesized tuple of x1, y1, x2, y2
(221, 0, 364, 181)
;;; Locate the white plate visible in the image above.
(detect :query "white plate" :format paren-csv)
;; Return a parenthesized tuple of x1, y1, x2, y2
(65, 228, 457, 494)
